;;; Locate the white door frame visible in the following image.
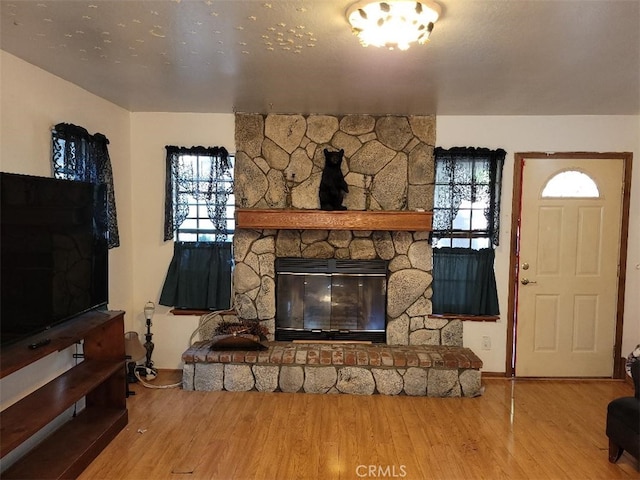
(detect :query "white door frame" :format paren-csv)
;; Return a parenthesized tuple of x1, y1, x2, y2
(506, 152, 633, 378)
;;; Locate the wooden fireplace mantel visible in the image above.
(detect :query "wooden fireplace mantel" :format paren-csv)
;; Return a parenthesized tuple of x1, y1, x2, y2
(235, 209, 433, 231)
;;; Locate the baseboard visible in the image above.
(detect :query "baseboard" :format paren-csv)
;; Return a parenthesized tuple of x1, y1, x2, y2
(154, 369, 183, 382)
(480, 371, 508, 378)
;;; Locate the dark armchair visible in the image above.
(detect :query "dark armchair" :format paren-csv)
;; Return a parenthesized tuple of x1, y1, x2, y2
(607, 359, 640, 468)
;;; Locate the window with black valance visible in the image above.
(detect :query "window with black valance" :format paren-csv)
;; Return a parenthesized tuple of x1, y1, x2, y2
(431, 147, 506, 316)
(159, 145, 234, 311)
(432, 146, 505, 248)
(51, 123, 120, 248)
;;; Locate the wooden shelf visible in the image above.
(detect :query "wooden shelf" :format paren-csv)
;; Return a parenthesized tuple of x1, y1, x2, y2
(0, 309, 125, 379)
(0, 360, 124, 457)
(1, 408, 128, 480)
(236, 209, 433, 231)
(0, 310, 127, 479)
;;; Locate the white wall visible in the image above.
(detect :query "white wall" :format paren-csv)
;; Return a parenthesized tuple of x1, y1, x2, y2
(129, 112, 235, 369)
(437, 116, 640, 372)
(0, 51, 133, 471)
(141, 115, 638, 372)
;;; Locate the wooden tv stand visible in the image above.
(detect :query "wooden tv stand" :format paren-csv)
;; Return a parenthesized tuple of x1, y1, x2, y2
(0, 310, 128, 479)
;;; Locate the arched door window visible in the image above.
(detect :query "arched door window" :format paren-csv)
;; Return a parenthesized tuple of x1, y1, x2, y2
(541, 170, 600, 198)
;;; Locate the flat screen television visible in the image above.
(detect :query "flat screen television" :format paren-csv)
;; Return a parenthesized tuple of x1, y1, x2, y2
(1, 172, 109, 346)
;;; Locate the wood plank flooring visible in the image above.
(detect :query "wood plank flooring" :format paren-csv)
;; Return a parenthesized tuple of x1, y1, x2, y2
(78, 372, 639, 479)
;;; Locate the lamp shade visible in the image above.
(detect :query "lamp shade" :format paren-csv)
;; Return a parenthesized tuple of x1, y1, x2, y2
(144, 301, 155, 321)
(124, 331, 146, 362)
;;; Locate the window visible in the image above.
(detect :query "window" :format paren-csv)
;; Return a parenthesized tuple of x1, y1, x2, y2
(172, 153, 235, 243)
(159, 146, 234, 311)
(51, 122, 120, 248)
(432, 147, 506, 248)
(163, 146, 234, 242)
(431, 147, 506, 317)
(541, 170, 599, 198)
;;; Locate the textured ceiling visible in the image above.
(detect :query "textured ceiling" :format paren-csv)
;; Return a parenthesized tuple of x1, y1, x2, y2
(1, 0, 639, 115)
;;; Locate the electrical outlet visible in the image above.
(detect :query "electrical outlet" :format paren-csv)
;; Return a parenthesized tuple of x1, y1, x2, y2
(481, 336, 491, 350)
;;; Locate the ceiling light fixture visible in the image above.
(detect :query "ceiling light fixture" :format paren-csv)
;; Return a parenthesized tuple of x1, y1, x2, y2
(346, 0, 441, 51)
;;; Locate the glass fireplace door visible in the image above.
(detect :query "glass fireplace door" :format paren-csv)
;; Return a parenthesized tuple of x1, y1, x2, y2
(275, 258, 387, 342)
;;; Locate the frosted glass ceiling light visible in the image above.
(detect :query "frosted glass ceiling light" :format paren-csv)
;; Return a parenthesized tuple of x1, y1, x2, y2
(346, 0, 441, 51)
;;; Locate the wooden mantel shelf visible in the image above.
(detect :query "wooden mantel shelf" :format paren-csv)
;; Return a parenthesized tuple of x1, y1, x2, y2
(236, 209, 433, 231)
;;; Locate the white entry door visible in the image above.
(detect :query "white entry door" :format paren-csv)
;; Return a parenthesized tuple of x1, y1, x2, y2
(515, 156, 625, 377)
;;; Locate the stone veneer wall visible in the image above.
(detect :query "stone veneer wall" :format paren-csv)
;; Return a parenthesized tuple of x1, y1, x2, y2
(232, 113, 462, 346)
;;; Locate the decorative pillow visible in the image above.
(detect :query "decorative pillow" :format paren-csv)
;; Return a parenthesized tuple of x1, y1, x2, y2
(209, 334, 267, 351)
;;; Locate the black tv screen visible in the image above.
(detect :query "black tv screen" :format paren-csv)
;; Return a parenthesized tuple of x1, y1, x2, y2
(1, 172, 108, 345)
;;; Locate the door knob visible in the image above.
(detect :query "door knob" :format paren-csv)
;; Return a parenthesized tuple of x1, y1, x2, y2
(521, 278, 537, 285)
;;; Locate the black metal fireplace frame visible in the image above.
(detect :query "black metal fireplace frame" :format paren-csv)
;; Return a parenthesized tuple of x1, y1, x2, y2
(274, 258, 388, 343)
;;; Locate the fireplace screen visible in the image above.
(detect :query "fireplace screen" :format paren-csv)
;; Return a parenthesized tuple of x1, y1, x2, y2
(275, 258, 387, 342)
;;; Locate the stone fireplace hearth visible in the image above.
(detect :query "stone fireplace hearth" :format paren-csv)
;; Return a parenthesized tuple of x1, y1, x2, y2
(183, 342, 483, 396)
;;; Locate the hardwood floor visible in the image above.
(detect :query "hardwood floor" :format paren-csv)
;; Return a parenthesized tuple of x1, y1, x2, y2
(78, 372, 639, 480)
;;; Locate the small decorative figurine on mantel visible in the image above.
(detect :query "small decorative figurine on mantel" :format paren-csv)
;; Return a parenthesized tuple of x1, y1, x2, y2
(285, 173, 299, 209)
(364, 174, 372, 210)
(319, 148, 349, 211)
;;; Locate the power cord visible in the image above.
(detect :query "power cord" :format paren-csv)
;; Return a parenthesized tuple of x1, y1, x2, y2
(132, 307, 236, 390)
(133, 368, 181, 389)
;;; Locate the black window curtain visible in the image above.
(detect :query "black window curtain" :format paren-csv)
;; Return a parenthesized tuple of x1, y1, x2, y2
(432, 247, 499, 316)
(163, 145, 231, 242)
(51, 123, 120, 248)
(159, 242, 232, 310)
(433, 147, 505, 247)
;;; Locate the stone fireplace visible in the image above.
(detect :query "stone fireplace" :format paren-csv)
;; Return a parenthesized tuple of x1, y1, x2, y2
(232, 113, 463, 347)
(181, 113, 481, 396)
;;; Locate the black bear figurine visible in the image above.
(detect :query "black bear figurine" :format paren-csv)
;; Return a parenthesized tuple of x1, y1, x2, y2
(319, 148, 349, 211)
